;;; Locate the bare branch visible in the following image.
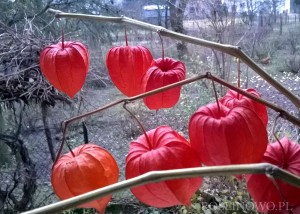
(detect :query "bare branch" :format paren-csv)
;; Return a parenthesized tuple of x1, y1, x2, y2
(52, 73, 300, 168)
(47, 9, 300, 108)
(22, 163, 300, 214)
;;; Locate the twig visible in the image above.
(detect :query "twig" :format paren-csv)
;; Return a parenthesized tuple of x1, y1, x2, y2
(53, 74, 208, 166)
(21, 163, 300, 214)
(123, 102, 151, 146)
(53, 73, 300, 166)
(47, 9, 300, 108)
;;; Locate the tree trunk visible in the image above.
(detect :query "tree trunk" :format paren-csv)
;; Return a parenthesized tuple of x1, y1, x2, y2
(0, 135, 37, 212)
(280, 13, 283, 35)
(165, 6, 169, 28)
(157, 4, 162, 26)
(0, 195, 4, 214)
(169, 0, 189, 59)
(0, 105, 4, 133)
(41, 102, 55, 162)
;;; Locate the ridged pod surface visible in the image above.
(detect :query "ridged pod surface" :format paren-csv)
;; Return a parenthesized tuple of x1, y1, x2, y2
(189, 103, 268, 166)
(219, 88, 268, 127)
(247, 137, 300, 213)
(51, 144, 119, 214)
(126, 126, 202, 208)
(142, 57, 186, 110)
(106, 45, 153, 97)
(40, 41, 89, 98)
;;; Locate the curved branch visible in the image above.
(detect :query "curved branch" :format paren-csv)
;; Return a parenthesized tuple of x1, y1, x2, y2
(47, 9, 300, 108)
(53, 73, 300, 167)
(21, 163, 300, 214)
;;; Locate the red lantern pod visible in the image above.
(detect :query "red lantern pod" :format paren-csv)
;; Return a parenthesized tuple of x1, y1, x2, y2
(40, 41, 89, 98)
(126, 126, 202, 208)
(219, 88, 268, 127)
(142, 57, 186, 110)
(247, 137, 300, 213)
(51, 144, 119, 213)
(106, 45, 153, 97)
(189, 103, 268, 166)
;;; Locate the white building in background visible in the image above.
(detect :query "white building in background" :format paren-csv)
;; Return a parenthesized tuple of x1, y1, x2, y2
(283, 0, 291, 13)
(142, 4, 170, 25)
(220, 0, 291, 13)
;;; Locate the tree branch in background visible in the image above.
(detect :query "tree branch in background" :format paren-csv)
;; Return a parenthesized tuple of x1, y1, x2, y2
(41, 102, 55, 162)
(47, 9, 300, 109)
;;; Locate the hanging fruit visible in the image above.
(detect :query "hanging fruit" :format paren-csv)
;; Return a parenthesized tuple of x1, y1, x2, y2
(142, 57, 186, 110)
(219, 88, 268, 127)
(126, 126, 202, 208)
(247, 137, 300, 213)
(40, 41, 89, 98)
(189, 103, 268, 166)
(106, 42, 153, 97)
(51, 144, 119, 213)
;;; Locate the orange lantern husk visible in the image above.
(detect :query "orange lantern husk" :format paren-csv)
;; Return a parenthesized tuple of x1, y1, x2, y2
(51, 144, 119, 213)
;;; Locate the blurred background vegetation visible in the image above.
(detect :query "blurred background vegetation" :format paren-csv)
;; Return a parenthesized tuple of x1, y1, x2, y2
(0, 0, 299, 213)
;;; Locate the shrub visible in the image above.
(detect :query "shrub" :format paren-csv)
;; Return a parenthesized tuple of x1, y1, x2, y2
(285, 55, 300, 74)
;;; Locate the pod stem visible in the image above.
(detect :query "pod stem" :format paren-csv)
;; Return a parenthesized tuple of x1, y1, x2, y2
(272, 113, 287, 167)
(237, 58, 241, 99)
(125, 25, 128, 46)
(158, 33, 164, 62)
(82, 122, 89, 144)
(123, 102, 151, 147)
(269, 114, 290, 212)
(61, 28, 65, 49)
(266, 173, 291, 213)
(66, 142, 75, 157)
(209, 73, 221, 114)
